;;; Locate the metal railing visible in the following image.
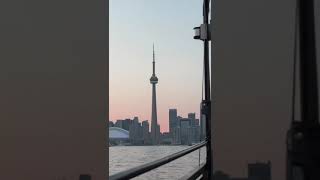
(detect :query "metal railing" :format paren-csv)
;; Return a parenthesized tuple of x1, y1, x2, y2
(109, 141, 207, 180)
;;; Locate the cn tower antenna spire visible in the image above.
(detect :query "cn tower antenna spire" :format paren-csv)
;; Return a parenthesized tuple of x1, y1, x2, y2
(153, 43, 155, 75)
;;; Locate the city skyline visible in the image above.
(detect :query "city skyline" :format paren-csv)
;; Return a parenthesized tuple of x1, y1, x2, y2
(109, 0, 203, 132)
(109, 108, 202, 146)
(109, 109, 200, 133)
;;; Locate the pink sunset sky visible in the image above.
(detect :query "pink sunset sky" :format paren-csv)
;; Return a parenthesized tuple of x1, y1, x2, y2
(109, 0, 205, 132)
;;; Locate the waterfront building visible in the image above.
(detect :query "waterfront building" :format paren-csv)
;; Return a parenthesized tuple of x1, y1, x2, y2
(188, 113, 196, 127)
(133, 116, 139, 123)
(142, 120, 151, 144)
(169, 109, 178, 137)
(194, 117, 200, 142)
(180, 118, 192, 145)
(171, 115, 182, 144)
(190, 125, 200, 143)
(196, 125, 200, 142)
(129, 117, 143, 145)
(156, 124, 160, 144)
(115, 119, 123, 129)
(195, 118, 200, 126)
(122, 119, 132, 131)
(114, 119, 132, 131)
(187, 113, 200, 143)
(109, 121, 114, 127)
(160, 132, 172, 144)
(173, 127, 181, 144)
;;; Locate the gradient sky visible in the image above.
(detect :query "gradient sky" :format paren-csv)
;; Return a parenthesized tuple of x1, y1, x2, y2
(110, 0, 204, 132)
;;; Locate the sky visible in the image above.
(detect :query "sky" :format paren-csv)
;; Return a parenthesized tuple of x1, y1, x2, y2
(109, 0, 204, 132)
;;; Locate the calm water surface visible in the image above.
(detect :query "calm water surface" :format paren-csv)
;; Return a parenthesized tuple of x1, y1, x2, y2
(109, 146, 206, 180)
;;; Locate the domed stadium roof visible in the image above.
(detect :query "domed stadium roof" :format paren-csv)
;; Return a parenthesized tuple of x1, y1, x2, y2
(109, 127, 129, 139)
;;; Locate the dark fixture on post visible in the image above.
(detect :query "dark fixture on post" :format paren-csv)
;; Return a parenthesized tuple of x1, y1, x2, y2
(193, 24, 211, 41)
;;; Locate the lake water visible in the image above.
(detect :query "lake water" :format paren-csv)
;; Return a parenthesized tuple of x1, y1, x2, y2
(109, 145, 207, 179)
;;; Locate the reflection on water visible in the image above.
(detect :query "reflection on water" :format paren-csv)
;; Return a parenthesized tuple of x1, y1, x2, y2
(109, 146, 207, 180)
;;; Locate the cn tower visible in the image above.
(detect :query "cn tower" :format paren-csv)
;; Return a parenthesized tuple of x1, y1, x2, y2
(150, 44, 159, 145)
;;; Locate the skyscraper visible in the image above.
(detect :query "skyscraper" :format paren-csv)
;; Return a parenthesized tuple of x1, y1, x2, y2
(169, 109, 178, 137)
(150, 44, 159, 145)
(142, 120, 150, 144)
(129, 118, 143, 145)
(180, 118, 192, 145)
(188, 112, 196, 126)
(109, 121, 114, 127)
(173, 126, 181, 144)
(188, 112, 196, 120)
